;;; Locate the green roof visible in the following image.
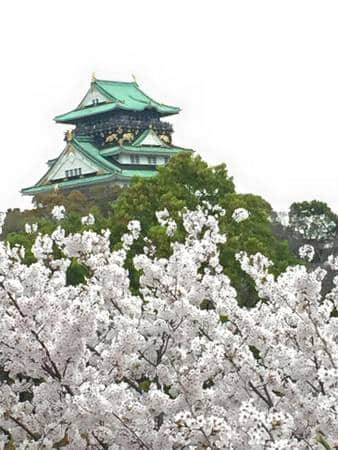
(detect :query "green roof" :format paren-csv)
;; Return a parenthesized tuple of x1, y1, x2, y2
(100, 143, 192, 157)
(55, 79, 180, 123)
(22, 173, 119, 195)
(55, 103, 119, 123)
(71, 138, 121, 173)
(22, 135, 179, 195)
(132, 128, 168, 146)
(21, 170, 156, 195)
(121, 169, 157, 178)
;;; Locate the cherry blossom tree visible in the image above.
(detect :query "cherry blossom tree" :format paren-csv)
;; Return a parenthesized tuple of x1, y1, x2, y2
(0, 203, 337, 449)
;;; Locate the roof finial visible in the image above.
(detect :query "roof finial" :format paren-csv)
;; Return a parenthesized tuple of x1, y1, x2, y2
(132, 74, 138, 85)
(91, 72, 96, 83)
(65, 130, 74, 142)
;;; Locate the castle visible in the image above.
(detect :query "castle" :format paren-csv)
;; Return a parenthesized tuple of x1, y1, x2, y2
(22, 76, 192, 196)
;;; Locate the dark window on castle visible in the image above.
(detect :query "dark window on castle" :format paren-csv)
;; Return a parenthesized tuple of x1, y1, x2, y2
(65, 168, 82, 178)
(130, 155, 140, 164)
(148, 156, 157, 165)
(164, 156, 169, 164)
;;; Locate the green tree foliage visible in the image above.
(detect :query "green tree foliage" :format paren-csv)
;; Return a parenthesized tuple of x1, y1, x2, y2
(3, 153, 296, 304)
(277, 200, 338, 295)
(66, 258, 89, 286)
(111, 153, 296, 306)
(2, 191, 93, 239)
(5, 232, 36, 265)
(111, 152, 235, 228)
(86, 184, 122, 215)
(218, 193, 297, 305)
(2, 186, 122, 238)
(2, 190, 115, 281)
(289, 200, 338, 241)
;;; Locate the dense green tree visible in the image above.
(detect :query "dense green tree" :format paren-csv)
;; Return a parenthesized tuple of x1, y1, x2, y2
(5, 232, 36, 265)
(111, 152, 235, 226)
(217, 193, 297, 305)
(66, 258, 90, 286)
(272, 200, 338, 295)
(289, 200, 338, 241)
(110, 153, 297, 305)
(3, 153, 296, 304)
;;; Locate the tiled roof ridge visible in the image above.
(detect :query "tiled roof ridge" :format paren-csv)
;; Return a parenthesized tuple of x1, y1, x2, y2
(96, 79, 136, 85)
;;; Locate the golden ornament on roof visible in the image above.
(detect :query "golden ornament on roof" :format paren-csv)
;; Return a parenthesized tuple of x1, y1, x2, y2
(65, 130, 73, 142)
(159, 133, 171, 144)
(119, 132, 135, 145)
(105, 132, 119, 144)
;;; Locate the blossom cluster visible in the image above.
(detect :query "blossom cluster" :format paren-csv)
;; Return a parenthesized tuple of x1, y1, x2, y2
(81, 214, 95, 226)
(232, 207, 250, 223)
(0, 206, 337, 449)
(298, 243, 315, 262)
(24, 223, 38, 234)
(0, 212, 5, 235)
(51, 205, 66, 221)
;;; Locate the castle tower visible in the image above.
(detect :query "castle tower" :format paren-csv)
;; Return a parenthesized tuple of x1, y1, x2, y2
(22, 77, 192, 196)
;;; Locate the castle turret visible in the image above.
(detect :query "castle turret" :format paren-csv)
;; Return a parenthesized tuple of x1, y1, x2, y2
(22, 77, 192, 196)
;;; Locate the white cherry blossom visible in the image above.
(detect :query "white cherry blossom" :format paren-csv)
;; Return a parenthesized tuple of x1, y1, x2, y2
(51, 205, 65, 221)
(0, 212, 6, 235)
(0, 205, 337, 449)
(81, 213, 95, 225)
(299, 243, 315, 261)
(232, 207, 250, 223)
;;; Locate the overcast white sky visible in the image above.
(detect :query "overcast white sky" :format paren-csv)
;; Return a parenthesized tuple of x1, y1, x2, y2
(1, 0, 338, 213)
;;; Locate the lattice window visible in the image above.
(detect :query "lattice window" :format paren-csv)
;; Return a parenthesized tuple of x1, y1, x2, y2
(65, 168, 82, 178)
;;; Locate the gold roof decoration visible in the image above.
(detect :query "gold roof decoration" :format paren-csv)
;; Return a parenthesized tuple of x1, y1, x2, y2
(65, 130, 74, 142)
